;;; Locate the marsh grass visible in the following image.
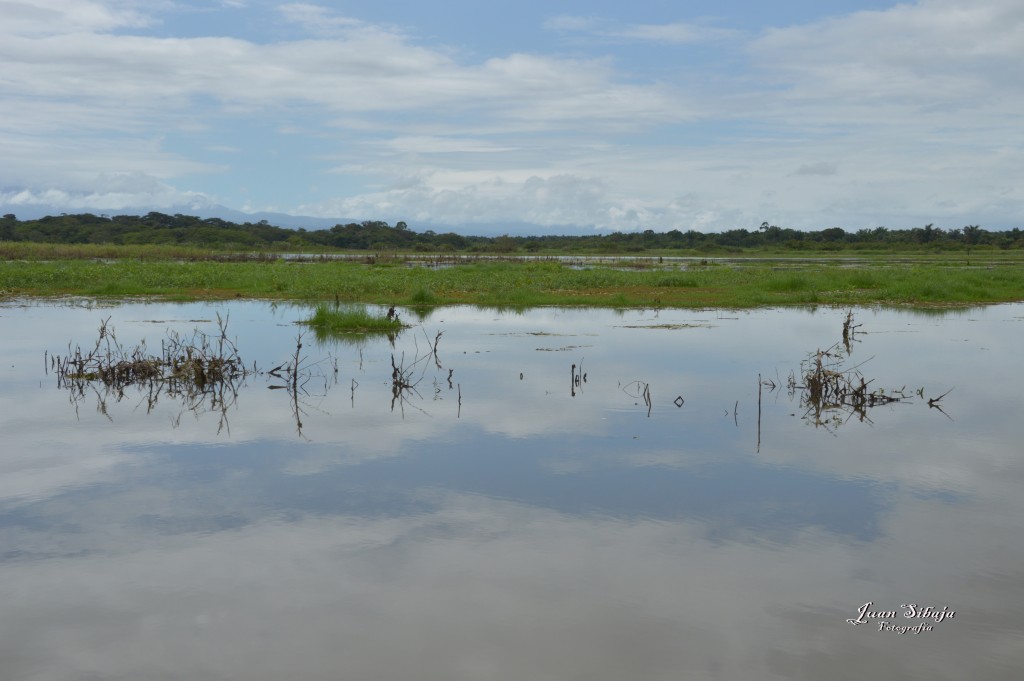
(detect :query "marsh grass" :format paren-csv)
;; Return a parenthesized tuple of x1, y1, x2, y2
(301, 304, 407, 335)
(2, 255, 1022, 308)
(409, 286, 438, 305)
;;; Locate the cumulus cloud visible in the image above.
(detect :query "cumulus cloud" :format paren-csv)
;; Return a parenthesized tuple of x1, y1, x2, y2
(299, 173, 631, 229)
(0, 178, 216, 215)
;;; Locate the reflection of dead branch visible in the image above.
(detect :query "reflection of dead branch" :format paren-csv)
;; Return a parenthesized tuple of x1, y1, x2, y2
(570, 360, 587, 397)
(757, 375, 763, 451)
(268, 332, 337, 438)
(390, 352, 426, 416)
(388, 330, 459, 417)
(622, 380, 652, 417)
(927, 387, 955, 420)
(423, 329, 444, 369)
(842, 310, 863, 354)
(284, 334, 308, 436)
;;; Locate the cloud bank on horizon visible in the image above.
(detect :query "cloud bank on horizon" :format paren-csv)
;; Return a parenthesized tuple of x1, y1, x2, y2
(1, 0, 1022, 233)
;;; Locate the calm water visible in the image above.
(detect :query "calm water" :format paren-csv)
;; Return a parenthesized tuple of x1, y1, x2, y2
(1, 300, 1022, 680)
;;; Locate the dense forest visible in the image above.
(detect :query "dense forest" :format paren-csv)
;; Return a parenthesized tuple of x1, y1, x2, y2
(2, 212, 1022, 253)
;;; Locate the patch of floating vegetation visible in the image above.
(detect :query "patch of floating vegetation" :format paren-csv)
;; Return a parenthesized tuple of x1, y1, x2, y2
(300, 303, 408, 335)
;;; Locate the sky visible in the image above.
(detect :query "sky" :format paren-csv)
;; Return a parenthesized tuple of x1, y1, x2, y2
(1, 0, 1022, 234)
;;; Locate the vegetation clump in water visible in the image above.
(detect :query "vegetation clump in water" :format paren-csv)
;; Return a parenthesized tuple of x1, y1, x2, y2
(788, 343, 906, 430)
(781, 311, 951, 430)
(301, 303, 407, 335)
(50, 314, 250, 427)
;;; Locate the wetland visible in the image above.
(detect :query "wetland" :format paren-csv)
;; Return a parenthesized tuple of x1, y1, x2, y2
(1, 297, 1023, 680)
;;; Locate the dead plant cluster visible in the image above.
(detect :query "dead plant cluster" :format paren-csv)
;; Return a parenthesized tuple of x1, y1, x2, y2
(788, 343, 906, 429)
(50, 314, 251, 428)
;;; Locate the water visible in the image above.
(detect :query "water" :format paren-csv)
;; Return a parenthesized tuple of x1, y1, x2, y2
(1, 300, 1022, 680)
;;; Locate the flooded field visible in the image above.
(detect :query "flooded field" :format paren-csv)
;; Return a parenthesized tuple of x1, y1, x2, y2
(1, 299, 1022, 680)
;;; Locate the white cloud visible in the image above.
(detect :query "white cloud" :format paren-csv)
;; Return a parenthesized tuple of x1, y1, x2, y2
(614, 22, 738, 43)
(299, 173, 627, 228)
(0, 3, 694, 220)
(0, 12, 685, 123)
(750, 0, 1024, 111)
(0, 181, 216, 214)
(0, 0, 151, 36)
(277, 3, 365, 36)
(1, 0, 1022, 230)
(544, 15, 738, 44)
(383, 136, 520, 154)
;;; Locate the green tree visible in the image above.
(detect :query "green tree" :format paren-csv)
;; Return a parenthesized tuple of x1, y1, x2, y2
(962, 225, 982, 246)
(820, 227, 846, 242)
(913, 223, 937, 243)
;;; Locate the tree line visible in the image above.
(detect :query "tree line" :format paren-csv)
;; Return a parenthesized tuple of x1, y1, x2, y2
(2, 212, 1021, 253)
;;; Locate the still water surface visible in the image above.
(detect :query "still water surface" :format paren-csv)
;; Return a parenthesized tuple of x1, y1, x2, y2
(1, 300, 1022, 680)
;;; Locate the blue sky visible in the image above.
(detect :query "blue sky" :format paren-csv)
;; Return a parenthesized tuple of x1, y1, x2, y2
(1, 0, 1021, 233)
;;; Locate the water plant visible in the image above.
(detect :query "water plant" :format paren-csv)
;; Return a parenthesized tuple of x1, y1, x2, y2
(300, 303, 407, 335)
(409, 285, 438, 305)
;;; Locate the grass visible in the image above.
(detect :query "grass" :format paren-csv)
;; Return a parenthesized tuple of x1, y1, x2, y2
(301, 304, 407, 334)
(2, 251, 1023, 308)
(409, 285, 438, 305)
(0, 241, 284, 261)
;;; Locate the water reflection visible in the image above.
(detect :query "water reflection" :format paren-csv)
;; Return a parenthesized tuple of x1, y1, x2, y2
(1, 300, 1023, 680)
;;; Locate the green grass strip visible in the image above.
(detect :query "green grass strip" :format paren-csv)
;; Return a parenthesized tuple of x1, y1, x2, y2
(1, 257, 1022, 308)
